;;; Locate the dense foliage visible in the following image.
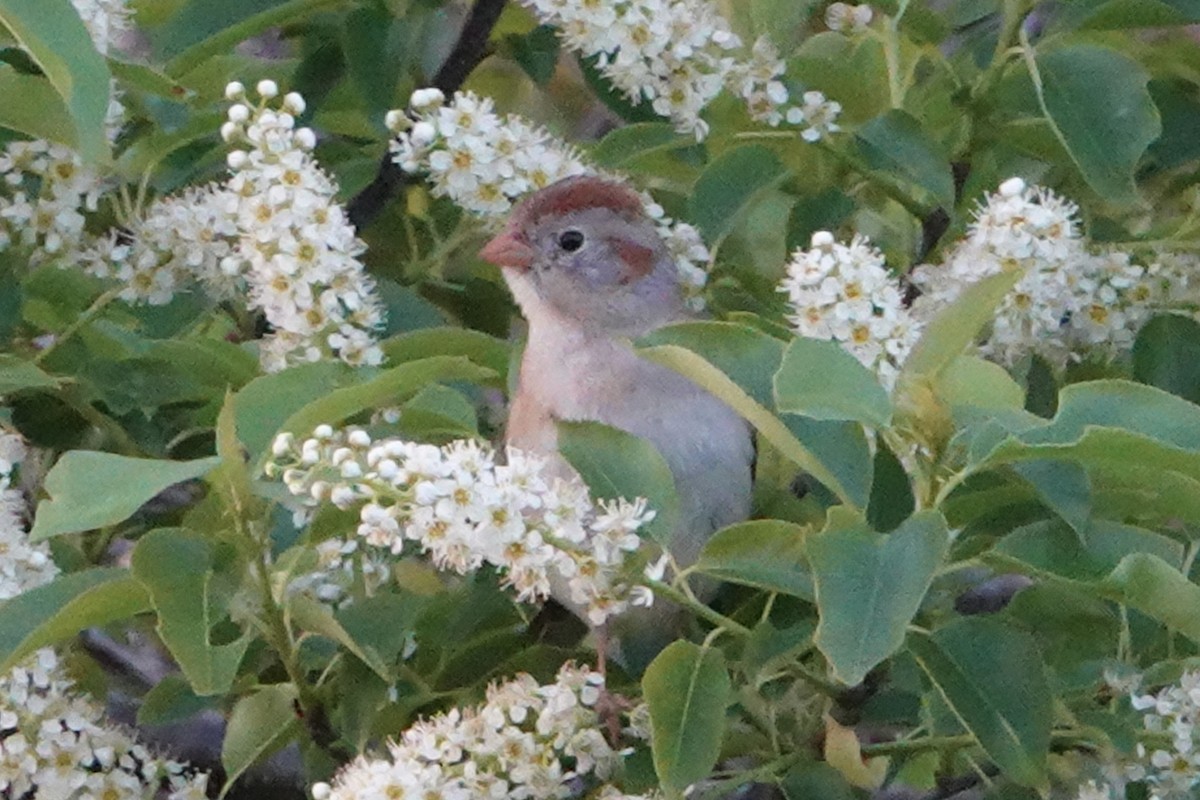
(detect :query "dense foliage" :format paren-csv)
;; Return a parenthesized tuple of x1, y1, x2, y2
(6, 1, 1200, 799)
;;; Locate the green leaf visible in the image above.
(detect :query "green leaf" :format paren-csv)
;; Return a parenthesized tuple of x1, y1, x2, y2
(809, 509, 949, 686)
(0, 0, 111, 162)
(1103, 553, 1200, 643)
(289, 593, 396, 682)
(0, 68, 76, 147)
(696, 520, 813, 599)
(1013, 460, 1091, 534)
(0, 569, 149, 672)
(235, 362, 355, 461)
(107, 57, 194, 100)
(30, 453, 222, 541)
(1029, 45, 1161, 205)
(220, 684, 300, 796)
(131, 529, 251, 695)
(638, 344, 859, 508)
(277, 356, 494, 447)
(901, 270, 1023, 381)
(687, 145, 787, 245)
(775, 337, 892, 426)
(137, 674, 211, 726)
(937, 356, 1025, 411)
(507, 24, 561, 86)
(558, 421, 679, 547)
(909, 618, 1052, 787)
(592, 122, 692, 168)
(854, 109, 955, 209)
(785, 416, 874, 512)
(1056, 0, 1200, 30)
(0, 354, 61, 395)
(642, 640, 731, 794)
(1133, 314, 1200, 405)
(639, 321, 786, 407)
(381, 327, 510, 383)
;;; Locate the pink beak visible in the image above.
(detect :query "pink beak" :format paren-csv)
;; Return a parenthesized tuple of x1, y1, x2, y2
(479, 230, 536, 270)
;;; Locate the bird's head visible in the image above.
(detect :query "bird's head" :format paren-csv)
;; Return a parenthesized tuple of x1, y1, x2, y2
(479, 176, 685, 336)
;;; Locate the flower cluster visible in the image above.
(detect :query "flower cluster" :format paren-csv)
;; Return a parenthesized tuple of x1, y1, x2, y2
(825, 2, 874, 32)
(287, 537, 392, 608)
(517, 0, 842, 140)
(0, 140, 104, 264)
(0, 0, 129, 264)
(0, 429, 211, 800)
(1122, 671, 1200, 799)
(388, 88, 711, 300)
(81, 183, 236, 306)
(84, 81, 386, 371)
(268, 426, 657, 625)
(910, 178, 1200, 368)
(779, 231, 921, 389)
(221, 81, 386, 370)
(311, 664, 658, 800)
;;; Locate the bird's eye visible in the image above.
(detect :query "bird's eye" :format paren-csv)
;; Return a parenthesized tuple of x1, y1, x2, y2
(558, 229, 585, 252)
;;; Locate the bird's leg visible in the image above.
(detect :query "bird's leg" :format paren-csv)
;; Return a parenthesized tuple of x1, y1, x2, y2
(594, 624, 630, 746)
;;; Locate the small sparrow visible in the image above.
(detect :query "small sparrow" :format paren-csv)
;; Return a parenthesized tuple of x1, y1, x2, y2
(480, 176, 754, 669)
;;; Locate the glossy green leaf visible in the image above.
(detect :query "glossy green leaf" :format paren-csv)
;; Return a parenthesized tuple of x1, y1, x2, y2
(30, 453, 221, 541)
(591, 122, 690, 167)
(1103, 553, 1200, 643)
(0, 68, 76, 147)
(0, 0, 110, 163)
(785, 416, 874, 511)
(687, 145, 787, 245)
(937, 356, 1025, 411)
(381, 327, 510, 383)
(696, 520, 812, 599)
(909, 618, 1052, 787)
(0, 355, 61, 395)
(1056, 0, 1200, 30)
(639, 344, 858, 508)
(639, 321, 785, 407)
(278, 356, 494, 446)
(775, 337, 892, 426)
(901, 270, 1022, 381)
(1133, 314, 1200, 405)
(289, 594, 393, 682)
(235, 362, 355, 461)
(137, 674, 211, 726)
(221, 684, 300, 795)
(642, 640, 731, 794)
(0, 569, 149, 672)
(809, 509, 949, 685)
(1013, 460, 1091, 534)
(854, 109, 955, 209)
(1030, 45, 1160, 205)
(558, 421, 679, 546)
(131, 529, 251, 695)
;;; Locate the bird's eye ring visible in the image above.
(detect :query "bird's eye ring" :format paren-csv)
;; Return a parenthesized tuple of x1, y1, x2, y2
(558, 229, 585, 252)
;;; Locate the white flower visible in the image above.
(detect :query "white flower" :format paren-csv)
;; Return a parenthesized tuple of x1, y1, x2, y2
(271, 428, 657, 624)
(86, 83, 387, 372)
(825, 2, 874, 32)
(320, 665, 651, 800)
(779, 231, 920, 390)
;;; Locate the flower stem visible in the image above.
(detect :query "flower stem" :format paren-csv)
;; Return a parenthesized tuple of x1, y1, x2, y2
(647, 579, 752, 636)
(34, 287, 121, 365)
(167, 0, 352, 77)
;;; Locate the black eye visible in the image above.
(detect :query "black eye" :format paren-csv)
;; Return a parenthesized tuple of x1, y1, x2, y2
(558, 229, 585, 252)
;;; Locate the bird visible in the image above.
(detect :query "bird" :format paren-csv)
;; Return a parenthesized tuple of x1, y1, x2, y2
(478, 175, 754, 672)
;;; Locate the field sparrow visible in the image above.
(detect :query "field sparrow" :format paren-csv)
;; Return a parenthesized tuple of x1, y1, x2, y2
(480, 176, 753, 669)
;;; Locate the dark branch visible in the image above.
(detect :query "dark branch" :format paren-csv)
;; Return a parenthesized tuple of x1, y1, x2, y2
(347, 0, 510, 230)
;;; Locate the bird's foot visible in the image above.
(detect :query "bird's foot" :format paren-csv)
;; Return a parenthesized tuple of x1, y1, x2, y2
(595, 687, 632, 747)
